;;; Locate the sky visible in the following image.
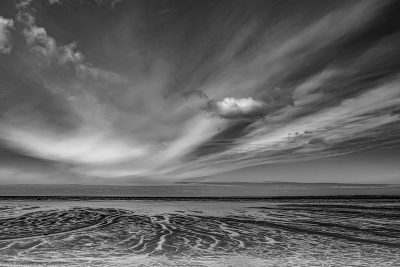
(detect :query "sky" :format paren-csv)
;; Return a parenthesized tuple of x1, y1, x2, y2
(0, 0, 400, 185)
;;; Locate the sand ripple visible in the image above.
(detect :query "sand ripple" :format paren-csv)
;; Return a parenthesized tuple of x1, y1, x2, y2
(0, 199, 399, 266)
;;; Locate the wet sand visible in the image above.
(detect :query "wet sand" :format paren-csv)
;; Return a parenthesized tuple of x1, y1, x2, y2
(0, 198, 399, 266)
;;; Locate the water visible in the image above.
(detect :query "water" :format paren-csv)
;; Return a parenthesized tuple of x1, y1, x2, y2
(0, 198, 399, 266)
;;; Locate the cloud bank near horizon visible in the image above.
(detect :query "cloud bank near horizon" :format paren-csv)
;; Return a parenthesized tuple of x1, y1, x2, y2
(0, 0, 400, 184)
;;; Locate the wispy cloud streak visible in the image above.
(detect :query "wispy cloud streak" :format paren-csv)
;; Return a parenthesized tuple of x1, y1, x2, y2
(0, 0, 399, 183)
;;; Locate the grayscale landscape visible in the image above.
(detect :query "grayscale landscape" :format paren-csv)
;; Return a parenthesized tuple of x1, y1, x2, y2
(0, 0, 400, 266)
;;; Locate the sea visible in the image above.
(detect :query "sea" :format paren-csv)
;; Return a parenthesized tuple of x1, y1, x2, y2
(0, 196, 399, 266)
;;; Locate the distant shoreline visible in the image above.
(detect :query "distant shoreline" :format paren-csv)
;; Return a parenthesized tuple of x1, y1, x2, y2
(1, 195, 399, 201)
(1, 184, 399, 198)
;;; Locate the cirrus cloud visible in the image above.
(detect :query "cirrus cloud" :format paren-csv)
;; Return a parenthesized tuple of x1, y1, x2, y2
(0, 0, 400, 185)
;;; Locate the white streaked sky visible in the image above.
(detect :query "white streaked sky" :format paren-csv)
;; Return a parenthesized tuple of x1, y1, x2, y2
(0, 0, 400, 184)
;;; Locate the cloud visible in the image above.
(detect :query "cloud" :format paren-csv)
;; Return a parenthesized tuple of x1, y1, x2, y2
(0, 17, 13, 53)
(292, 69, 338, 106)
(0, 124, 148, 165)
(48, 0, 62, 4)
(1, 0, 400, 184)
(160, 115, 222, 162)
(208, 97, 266, 120)
(16, 9, 124, 84)
(225, 78, 400, 163)
(18, 12, 84, 65)
(15, 0, 32, 9)
(167, 75, 400, 179)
